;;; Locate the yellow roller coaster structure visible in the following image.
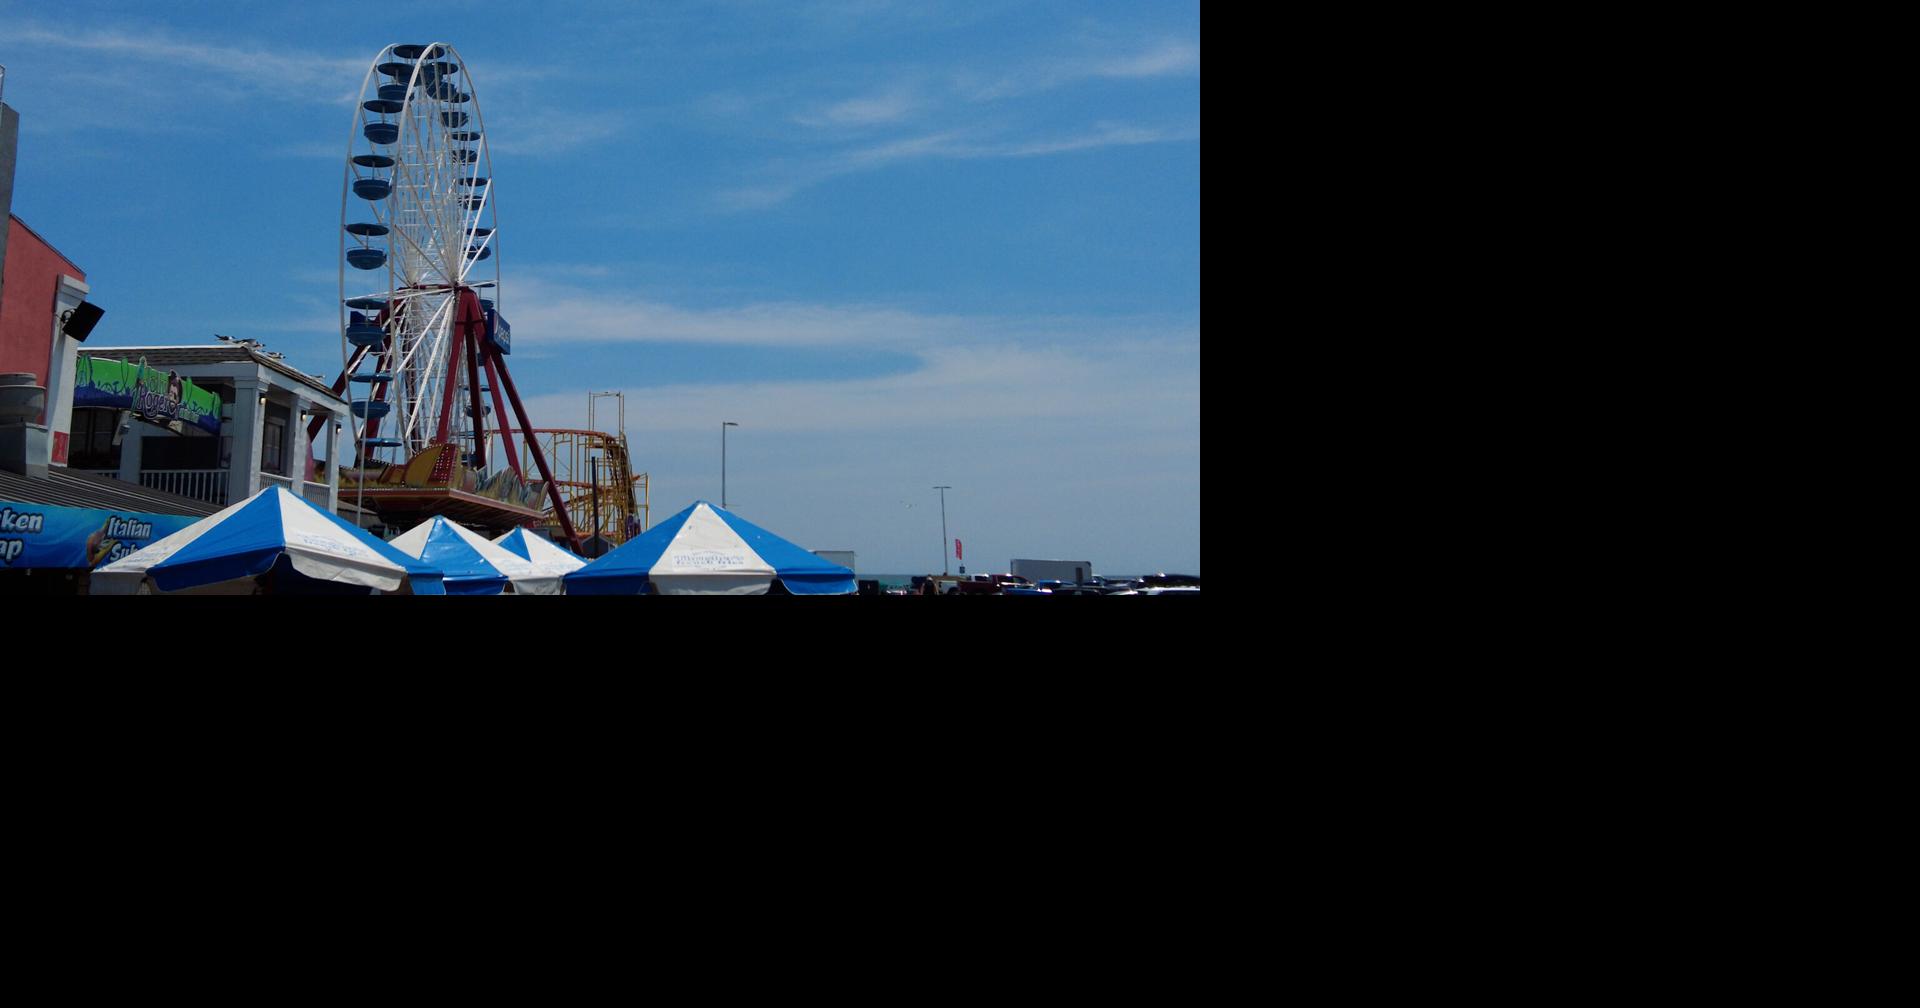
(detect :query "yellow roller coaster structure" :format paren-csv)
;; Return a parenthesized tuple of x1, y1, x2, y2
(485, 392, 648, 550)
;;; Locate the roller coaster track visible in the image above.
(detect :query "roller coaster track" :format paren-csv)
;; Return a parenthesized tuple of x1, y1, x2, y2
(485, 426, 649, 548)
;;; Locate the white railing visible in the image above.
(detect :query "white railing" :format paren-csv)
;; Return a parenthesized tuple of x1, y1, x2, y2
(299, 481, 334, 510)
(140, 468, 230, 505)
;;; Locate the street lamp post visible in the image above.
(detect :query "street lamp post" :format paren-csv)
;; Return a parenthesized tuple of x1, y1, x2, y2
(934, 485, 952, 575)
(722, 421, 739, 508)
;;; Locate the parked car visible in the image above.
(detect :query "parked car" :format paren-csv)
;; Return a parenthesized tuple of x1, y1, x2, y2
(949, 579, 1001, 595)
(914, 574, 1001, 594)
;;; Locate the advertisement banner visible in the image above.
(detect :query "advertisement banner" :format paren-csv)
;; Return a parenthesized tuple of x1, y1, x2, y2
(487, 305, 511, 355)
(0, 500, 200, 569)
(73, 356, 222, 435)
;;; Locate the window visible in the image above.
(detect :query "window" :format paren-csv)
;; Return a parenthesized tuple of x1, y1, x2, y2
(68, 408, 121, 469)
(262, 414, 287, 475)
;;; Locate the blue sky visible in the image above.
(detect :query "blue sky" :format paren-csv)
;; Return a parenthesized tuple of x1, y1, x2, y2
(1, 0, 1199, 576)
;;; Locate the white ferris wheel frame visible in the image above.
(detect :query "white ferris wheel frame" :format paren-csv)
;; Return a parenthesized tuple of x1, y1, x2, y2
(338, 41, 501, 462)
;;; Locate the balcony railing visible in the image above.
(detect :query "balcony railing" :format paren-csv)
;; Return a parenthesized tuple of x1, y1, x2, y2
(263, 472, 340, 510)
(72, 469, 350, 512)
(138, 468, 231, 506)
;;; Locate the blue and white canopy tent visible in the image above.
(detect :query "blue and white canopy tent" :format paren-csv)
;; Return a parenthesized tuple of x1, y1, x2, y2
(563, 500, 855, 595)
(91, 486, 445, 595)
(493, 527, 588, 580)
(390, 515, 560, 595)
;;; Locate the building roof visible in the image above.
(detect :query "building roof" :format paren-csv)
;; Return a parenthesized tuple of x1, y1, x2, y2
(0, 465, 220, 518)
(77, 344, 345, 406)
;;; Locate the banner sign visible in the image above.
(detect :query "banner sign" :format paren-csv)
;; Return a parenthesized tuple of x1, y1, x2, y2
(955, 538, 963, 560)
(486, 305, 511, 355)
(0, 500, 200, 569)
(73, 356, 222, 435)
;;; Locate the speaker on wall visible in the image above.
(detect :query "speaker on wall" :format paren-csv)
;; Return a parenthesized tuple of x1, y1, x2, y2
(62, 302, 105, 342)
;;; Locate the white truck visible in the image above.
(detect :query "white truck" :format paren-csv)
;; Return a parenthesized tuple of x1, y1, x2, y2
(1010, 558, 1093, 585)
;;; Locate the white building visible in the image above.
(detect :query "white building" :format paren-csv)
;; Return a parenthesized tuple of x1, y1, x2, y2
(68, 343, 351, 514)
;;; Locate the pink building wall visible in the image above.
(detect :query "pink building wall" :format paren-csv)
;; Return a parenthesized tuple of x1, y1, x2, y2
(0, 216, 85, 462)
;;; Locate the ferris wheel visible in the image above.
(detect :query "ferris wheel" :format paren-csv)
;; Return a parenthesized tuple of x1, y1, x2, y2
(327, 43, 580, 547)
(338, 41, 500, 463)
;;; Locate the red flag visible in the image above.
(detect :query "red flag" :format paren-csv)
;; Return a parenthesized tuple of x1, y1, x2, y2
(955, 538, 963, 560)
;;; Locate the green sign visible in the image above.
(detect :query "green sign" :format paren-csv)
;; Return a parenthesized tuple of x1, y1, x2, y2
(74, 356, 222, 435)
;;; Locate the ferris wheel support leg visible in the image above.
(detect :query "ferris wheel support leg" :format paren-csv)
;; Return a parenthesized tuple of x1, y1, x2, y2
(436, 318, 467, 447)
(481, 353, 521, 478)
(484, 342, 582, 549)
(464, 321, 488, 469)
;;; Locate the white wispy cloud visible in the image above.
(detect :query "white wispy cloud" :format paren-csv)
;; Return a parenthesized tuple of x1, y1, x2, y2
(716, 121, 1190, 209)
(505, 275, 971, 348)
(483, 110, 629, 156)
(261, 270, 1191, 410)
(960, 38, 1200, 101)
(1094, 41, 1201, 79)
(953, 123, 1193, 158)
(696, 25, 1198, 210)
(516, 334, 1196, 437)
(5, 21, 604, 151)
(794, 89, 923, 127)
(837, 130, 967, 164)
(5, 24, 369, 105)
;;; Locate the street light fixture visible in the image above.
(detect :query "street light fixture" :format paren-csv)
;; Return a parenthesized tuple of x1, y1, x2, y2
(934, 485, 952, 575)
(722, 421, 739, 508)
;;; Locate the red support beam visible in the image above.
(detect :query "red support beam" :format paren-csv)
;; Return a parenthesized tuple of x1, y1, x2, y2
(484, 341, 581, 549)
(481, 352, 521, 478)
(464, 304, 488, 469)
(436, 295, 473, 446)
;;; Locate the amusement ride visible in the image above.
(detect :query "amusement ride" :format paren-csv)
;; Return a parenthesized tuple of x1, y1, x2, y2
(312, 42, 594, 547)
